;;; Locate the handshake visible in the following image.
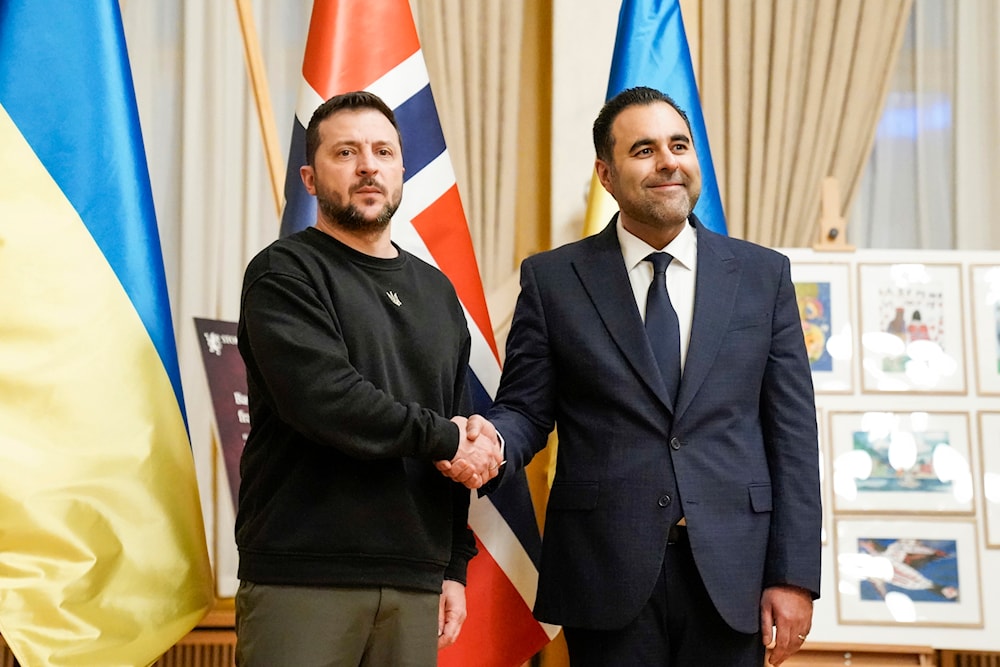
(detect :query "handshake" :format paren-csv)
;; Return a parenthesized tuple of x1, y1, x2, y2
(436, 415, 503, 489)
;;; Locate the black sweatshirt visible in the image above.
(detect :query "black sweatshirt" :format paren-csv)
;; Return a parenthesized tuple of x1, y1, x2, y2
(236, 227, 477, 592)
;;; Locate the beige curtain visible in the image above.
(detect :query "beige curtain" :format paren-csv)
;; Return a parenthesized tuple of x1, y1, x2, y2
(412, 0, 525, 293)
(686, 0, 912, 247)
(125, 0, 312, 597)
(849, 0, 955, 249)
(955, 0, 1000, 250)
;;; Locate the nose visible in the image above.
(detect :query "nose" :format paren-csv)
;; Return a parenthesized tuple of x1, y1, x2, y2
(658, 151, 679, 171)
(356, 148, 379, 175)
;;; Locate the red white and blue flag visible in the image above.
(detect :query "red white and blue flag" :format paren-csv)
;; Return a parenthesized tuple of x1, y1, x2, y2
(280, 2, 556, 664)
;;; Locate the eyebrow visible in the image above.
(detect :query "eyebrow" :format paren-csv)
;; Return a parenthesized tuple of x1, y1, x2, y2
(330, 138, 397, 149)
(627, 134, 690, 153)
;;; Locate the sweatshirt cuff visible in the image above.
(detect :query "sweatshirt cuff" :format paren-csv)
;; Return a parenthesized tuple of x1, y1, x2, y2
(430, 417, 461, 461)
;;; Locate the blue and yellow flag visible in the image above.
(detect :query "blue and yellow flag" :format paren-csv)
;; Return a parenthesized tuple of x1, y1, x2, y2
(0, 3, 214, 665)
(584, 0, 728, 237)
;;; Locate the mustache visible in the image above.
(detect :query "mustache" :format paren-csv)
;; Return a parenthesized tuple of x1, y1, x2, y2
(351, 178, 385, 195)
(647, 176, 686, 187)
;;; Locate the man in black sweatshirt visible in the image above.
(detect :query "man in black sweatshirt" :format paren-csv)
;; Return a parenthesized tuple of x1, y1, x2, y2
(234, 91, 502, 667)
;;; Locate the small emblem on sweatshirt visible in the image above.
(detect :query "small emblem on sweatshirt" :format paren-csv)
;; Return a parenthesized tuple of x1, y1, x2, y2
(386, 290, 402, 307)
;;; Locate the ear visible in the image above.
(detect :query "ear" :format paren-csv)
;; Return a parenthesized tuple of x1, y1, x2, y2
(300, 165, 317, 195)
(595, 159, 614, 196)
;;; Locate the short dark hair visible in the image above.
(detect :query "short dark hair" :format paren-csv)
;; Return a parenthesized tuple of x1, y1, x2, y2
(304, 91, 402, 167)
(592, 86, 693, 162)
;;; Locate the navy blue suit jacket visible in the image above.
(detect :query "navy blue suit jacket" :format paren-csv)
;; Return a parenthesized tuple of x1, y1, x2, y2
(487, 215, 821, 633)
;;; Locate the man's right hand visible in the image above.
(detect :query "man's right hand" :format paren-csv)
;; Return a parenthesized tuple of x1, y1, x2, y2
(436, 415, 502, 489)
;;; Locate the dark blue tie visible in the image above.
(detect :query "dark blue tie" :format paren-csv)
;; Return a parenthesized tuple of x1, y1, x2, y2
(645, 252, 681, 406)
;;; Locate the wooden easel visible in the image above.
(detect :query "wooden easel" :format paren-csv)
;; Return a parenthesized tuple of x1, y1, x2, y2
(812, 177, 855, 252)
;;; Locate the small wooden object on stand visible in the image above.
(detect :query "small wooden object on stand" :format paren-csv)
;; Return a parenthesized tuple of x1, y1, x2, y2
(813, 177, 855, 252)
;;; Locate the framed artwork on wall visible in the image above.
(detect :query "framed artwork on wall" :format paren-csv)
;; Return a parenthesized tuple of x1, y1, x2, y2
(817, 408, 828, 545)
(829, 411, 973, 514)
(978, 412, 1000, 548)
(791, 262, 854, 393)
(968, 265, 1000, 395)
(834, 518, 982, 627)
(857, 263, 966, 394)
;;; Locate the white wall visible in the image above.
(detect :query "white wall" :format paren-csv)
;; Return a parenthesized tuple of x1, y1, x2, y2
(550, 0, 619, 248)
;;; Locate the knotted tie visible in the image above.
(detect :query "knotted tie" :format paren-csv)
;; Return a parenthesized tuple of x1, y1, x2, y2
(644, 252, 681, 406)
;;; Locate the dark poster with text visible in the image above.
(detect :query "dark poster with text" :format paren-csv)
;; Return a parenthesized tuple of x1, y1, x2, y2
(193, 318, 247, 508)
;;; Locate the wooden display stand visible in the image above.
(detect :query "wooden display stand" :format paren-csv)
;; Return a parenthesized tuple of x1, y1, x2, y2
(770, 642, 937, 666)
(938, 649, 1000, 666)
(813, 177, 855, 252)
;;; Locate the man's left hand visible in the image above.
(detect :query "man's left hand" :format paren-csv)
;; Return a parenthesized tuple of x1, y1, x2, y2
(761, 584, 813, 666)
(438, 580, 467, 648)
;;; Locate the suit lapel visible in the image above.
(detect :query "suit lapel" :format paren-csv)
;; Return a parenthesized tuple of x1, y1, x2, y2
(573, 218, 675, 412)
(675, 221, 741, 420)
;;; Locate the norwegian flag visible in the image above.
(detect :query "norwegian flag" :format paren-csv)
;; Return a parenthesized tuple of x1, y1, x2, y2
(280, 1, 556, 664)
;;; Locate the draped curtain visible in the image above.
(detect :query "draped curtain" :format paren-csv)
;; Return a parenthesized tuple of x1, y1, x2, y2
(121, 0, 311, 584)
(953, 0, 1000, 251)
(685, 0, 913, 247)
(412, 0, 525, 292)
(851, 0, 1000, 251)
(849, 0, 953, 249)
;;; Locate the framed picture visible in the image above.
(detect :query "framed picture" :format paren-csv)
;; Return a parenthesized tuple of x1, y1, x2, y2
(968, 265, 1000, 395)
(791, 262, 854, 393)
(829, 411, 973, 514)
(978, 412, 1000, 548)
(834, 518, 982, 627)
(817, 407, 828, 545)
(857, 263, 966, 393)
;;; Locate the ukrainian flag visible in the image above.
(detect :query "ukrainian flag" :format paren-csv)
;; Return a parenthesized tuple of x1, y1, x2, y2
(0, 3, 214, 665)
(584, 0, 728, 238)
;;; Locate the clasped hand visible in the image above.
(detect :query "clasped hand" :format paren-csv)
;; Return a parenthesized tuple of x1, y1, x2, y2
(436, 415, 502, 489)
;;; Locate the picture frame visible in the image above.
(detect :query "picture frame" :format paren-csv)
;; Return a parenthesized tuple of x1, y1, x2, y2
(791, 262, 854, 393)
(829, 411, 973, 514)
(834, 518, 982, 627)
(968, 265, 1000, 395)
(817, 407, 828, 545)
(977, 412, 1000, 548)
(857, 263, 966, 394)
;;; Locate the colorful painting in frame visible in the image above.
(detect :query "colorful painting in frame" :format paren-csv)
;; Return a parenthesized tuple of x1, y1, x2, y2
(835, 518, 982, 627)
(829, 411, 973, 514)
(978, 412, 1000, 548)
(969, 265, 1000, 395)
(858, 263, 966, 393)
(790, 262, 853, 393)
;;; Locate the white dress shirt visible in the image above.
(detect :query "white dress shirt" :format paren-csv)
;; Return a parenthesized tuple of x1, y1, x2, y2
(617, 218, 698, 373)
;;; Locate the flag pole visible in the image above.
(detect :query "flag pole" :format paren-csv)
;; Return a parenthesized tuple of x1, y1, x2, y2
(234, 0, 285, 219)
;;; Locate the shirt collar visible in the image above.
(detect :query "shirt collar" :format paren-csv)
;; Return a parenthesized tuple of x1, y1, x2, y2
(617, 216, 697, 272)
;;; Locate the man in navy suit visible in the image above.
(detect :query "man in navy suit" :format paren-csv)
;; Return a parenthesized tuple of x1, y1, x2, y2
(462, 87, 821, 665)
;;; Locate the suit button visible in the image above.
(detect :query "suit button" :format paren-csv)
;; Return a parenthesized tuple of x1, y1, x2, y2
(670, 437, 682, 450)
(657, 495, 671, 507)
